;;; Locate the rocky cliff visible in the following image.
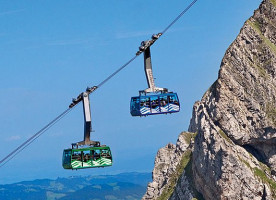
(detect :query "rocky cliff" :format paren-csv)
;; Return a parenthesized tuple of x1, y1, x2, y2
(143, 0, 276, 199)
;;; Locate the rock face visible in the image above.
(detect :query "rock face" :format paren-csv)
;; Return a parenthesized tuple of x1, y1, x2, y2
(142, 132, 194, 200)
(143, 0, 276, 199)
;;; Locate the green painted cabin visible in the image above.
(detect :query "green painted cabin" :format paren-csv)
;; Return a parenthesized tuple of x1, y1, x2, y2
(62, 146, 112, 169)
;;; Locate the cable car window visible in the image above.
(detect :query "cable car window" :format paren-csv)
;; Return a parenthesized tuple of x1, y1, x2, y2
(131, 97, 140, 110)
(130, 93, 180, 117)
(159, 96, 167, 106)
(72, 151, 81, 161)
(82, 150, 91, 162)
(140, 97, 150, 107)
(167, 95, 172, 103)
(150, 96, 159, 109)
(93, 149, 101, 160)
(140, 99, 145, 107)
(132, 97, 139, 103)
(63, 150, 71, 164)
(170, 95, 179, 105)
(101, 149, 111, 159)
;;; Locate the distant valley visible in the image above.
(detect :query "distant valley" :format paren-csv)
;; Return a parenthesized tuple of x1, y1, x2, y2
(0, 172, 151, 200)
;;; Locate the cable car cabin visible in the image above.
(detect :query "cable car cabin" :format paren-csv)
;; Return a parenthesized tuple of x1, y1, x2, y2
(130, 93, 180, 116)
(62, 146, 112, 170)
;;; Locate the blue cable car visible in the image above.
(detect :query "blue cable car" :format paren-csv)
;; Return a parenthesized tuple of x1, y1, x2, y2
(131, 37, 180, 117)
(130, 92, 180, 116)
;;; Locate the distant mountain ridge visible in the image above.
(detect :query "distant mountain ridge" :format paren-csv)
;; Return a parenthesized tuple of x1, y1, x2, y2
(0, 172, 151, 200)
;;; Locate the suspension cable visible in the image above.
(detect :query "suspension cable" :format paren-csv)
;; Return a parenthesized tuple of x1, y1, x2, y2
(0, 0, 198, 168)
(161, 0, 198, 35)
(97, 55, 138, 89)
(0, 107, 74, 168)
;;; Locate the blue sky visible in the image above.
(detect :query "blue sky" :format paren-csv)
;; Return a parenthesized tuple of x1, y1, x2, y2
(0, 0, 262, 184)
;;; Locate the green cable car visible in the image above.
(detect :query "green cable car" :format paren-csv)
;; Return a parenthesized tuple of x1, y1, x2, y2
(62, 89, 113, 170)
(63, 146, 112, 169)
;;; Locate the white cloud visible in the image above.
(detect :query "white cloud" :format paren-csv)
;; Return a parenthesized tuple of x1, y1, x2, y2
(6, 135, 21, 141)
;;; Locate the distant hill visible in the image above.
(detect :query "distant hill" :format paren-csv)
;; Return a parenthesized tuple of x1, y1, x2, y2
(0, 172, 151, 200)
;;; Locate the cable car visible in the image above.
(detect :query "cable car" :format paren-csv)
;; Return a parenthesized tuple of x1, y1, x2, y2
(62, 146, 112, 169)
(131, 92, 180, 116)
(131, 36, 180, 117)
(63, 90, 112, 170)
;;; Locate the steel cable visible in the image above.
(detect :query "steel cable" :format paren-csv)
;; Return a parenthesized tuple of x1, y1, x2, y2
(97, 55, 138, 89)
(0, 107, 74, 168)
(161, 0, 198, 35)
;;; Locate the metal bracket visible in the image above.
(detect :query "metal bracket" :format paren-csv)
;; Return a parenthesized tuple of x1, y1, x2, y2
(136, 33, 162, 56)
(69, 86, 98, 108)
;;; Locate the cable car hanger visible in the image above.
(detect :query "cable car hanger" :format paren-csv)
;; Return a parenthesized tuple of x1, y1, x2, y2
(136, 33, 168, 94)
(71, 90, 97, 147)
(0, 0, 198, 168)
(63, 91, 113, 170)
(130, 34, 180, 116)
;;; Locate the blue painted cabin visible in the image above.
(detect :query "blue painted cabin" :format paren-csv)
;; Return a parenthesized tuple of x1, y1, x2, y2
(130, 93, 180, 116)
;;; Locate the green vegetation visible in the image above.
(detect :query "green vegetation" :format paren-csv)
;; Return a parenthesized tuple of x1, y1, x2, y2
(253, 167, 276, 197)
(157, 150, 192, 200)
(250, 19, 261, 32)
(182, 132, 197, 144)
(238, 156, 251, 169)
(156, 132, 200, 199)
(270, 0, 276, 7)
(184, 158, 205, 200)
(259, 162, 272, 173)
(239, 153, 276, 198)
(218, 129, 233, 144)
(183, 132, 193, 144)
(248, 20, 276, 54)
(266, 103, 276, 125)
(252, 62, 267, 77)
(246, 19, 276, 78)
(46, 192, 66, 200)
(157, 147, 204, 200)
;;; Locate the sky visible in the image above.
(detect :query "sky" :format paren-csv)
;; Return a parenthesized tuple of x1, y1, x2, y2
(0, 0, 263, 184)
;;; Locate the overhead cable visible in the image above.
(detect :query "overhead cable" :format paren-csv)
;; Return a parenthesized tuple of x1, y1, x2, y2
(0, 108, 73, 168)
(161, 0, 198, 35)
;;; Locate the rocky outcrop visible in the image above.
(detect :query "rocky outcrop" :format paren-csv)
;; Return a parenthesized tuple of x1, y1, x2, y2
(142, 132, 194, 200)
(143, 0, 276, 199)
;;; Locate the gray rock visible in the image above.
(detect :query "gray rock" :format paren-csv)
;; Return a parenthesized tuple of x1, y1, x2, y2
(143, 0, 276, 199)
(142, 132, 194, 200)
